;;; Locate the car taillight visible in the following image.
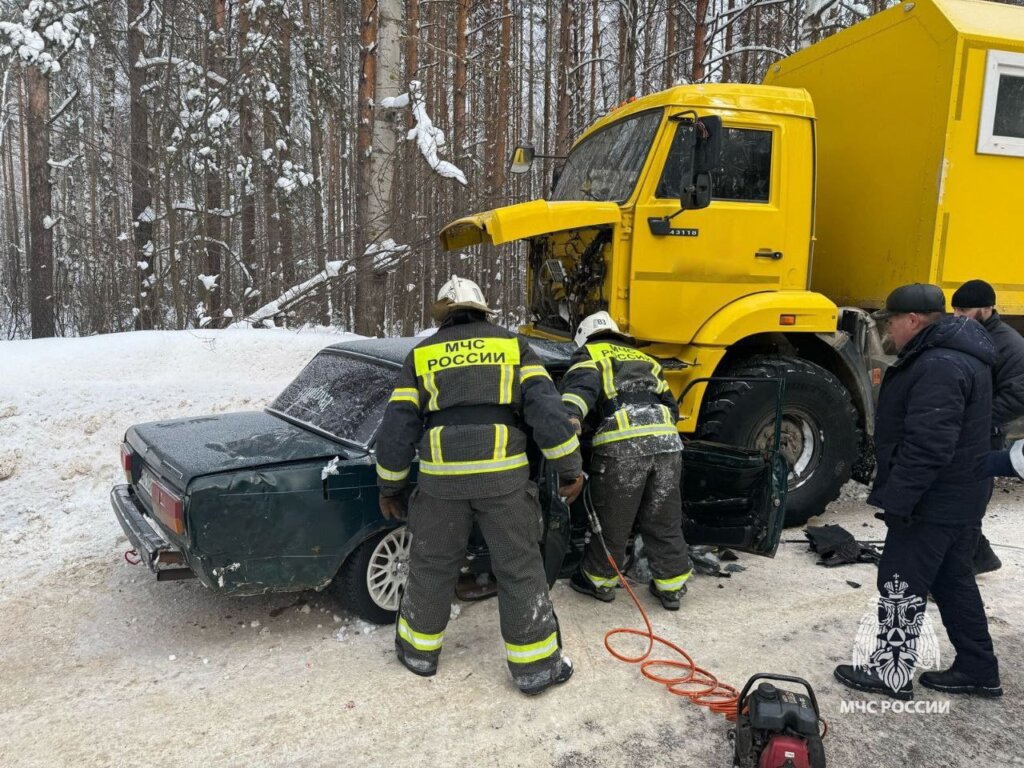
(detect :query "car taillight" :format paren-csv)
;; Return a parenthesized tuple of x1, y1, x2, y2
(121, 443, 134, 483)
(151, 479, 185, 535)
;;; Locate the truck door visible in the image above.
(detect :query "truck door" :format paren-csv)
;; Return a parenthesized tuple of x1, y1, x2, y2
(627, 114, 812, 344)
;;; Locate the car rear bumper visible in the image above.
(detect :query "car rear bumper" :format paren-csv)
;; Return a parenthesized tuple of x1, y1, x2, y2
(111, 484, 194, 580)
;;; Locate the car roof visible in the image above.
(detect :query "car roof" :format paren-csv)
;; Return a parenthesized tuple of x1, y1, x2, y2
(325, 335, 577, 370)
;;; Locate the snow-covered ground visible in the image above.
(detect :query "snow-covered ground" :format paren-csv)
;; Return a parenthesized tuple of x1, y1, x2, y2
(1, 330, 1022, 768)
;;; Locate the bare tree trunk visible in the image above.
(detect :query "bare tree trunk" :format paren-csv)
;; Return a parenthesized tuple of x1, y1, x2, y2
(302, 0, 328, 324)
(665, 2, 676, 88)
(453, 0, 468, 205)
(693, 0, 710, 82)
(554, 0, 572, 156)
(205, 0, 225, 321)
(618, 0, 637, 99)
(238, 0, 256, 315)
(25, 66, 54, 338)
(4, 103, 22, 321)
(128, 0, 155, 330)
(278, 17, 295, 290)
(354, 0, 377, 336)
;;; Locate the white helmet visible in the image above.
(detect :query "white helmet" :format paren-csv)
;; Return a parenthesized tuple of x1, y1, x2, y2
(574, 311, 623, 347)
(431, 275, 496, 321)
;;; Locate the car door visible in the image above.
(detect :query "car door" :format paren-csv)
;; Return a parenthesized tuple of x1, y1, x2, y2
(681, 439, 787, 557)
(536, 459, 573, 586)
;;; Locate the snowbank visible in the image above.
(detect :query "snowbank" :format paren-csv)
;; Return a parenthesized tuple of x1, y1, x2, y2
(0, 327, 360, 588)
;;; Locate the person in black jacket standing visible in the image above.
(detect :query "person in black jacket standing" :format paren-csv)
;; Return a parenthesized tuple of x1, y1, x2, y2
(834, 283, 1002, 700)
(952, 278, 1024, 574)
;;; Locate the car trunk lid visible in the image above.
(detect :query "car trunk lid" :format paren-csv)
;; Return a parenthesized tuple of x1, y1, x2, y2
(126, 410, 354, 492)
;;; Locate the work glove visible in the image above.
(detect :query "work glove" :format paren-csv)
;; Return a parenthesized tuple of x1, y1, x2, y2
(568, 416, 582, 436)
(558, 473, 584, 504)
(874, 511, 912, 529)
(379, 492, 408, 521)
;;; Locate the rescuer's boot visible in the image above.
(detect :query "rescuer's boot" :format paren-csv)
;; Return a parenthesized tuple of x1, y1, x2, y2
(919, 668, 1002, 698)
(570, 568, 615, 603)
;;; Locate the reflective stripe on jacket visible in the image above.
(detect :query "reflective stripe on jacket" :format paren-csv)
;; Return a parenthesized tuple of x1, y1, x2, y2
(559, 339, 682, 457)
(376, 317, 582, 500)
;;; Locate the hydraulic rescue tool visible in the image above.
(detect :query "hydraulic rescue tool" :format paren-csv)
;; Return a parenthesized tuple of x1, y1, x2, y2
(733, 674, 826, 768)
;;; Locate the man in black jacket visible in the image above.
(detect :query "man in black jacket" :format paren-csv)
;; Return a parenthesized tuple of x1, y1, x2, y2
(952, 278, 1024, 574)
(834, 283, 1002, 700)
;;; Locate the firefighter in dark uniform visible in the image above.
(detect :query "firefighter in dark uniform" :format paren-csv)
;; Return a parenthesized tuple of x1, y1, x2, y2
(559, 311, 693, 610)
(952, 278, 1024, 574)
(375, 275, 584, 695)
(835, 283, 1001, 700)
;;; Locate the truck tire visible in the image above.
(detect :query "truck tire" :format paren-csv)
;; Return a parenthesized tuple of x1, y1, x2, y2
(697, 355, 860, 527)
(333, 526, 411, 625)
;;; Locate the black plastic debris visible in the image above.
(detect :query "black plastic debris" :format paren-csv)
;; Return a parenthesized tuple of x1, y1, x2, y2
(803, 525, 882, 567)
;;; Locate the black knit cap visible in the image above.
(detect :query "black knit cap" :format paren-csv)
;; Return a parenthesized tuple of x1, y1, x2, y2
(951, 279, 996, 309)
(872, 283, 946, 319)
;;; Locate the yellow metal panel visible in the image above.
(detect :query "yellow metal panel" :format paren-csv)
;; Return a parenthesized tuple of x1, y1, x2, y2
(577, 84, 815, 147)
(765, 0, 958, 310)
(439, 200, 620, 250)
(628, 106, 816, 343)
(936, 41, 1024, 315)
(692, 291, 839, 346)
(934, 0, 1024, 41)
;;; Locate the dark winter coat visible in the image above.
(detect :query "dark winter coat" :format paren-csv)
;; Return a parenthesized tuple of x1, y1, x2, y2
(867, 315, 996, 525)
(983, 311, 1024, 440)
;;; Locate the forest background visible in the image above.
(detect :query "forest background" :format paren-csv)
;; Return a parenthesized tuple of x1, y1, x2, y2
(3, 0, 1015, 339)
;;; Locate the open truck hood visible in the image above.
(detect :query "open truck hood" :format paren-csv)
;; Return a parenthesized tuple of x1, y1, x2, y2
(439, 199, 621, 250)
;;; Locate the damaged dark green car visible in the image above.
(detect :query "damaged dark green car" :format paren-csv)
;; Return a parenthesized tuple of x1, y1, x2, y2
(112, 337, 787, 624)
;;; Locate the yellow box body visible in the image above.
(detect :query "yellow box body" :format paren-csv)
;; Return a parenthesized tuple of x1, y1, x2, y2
(765, 0, 1024, 315)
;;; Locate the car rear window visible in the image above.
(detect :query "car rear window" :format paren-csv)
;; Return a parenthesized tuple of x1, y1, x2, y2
(269, 351, 400, 448)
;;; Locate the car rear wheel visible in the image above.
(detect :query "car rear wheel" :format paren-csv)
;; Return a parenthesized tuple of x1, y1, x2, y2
(335, 526, 411, 625)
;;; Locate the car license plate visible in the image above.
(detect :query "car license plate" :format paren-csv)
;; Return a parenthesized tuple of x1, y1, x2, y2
(138, 467, 157, 500)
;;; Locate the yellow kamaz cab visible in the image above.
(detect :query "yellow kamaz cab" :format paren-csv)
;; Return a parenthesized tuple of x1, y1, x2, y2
(438, 0, 1024, 525)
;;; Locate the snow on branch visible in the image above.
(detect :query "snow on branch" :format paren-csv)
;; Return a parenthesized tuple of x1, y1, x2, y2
(235, 261, 348, 327)
(364, 238, 411, 274)
(384, 80, 467, 186)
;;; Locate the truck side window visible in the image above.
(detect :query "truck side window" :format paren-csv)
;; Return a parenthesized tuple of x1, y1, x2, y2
(657, 125, 772, 203)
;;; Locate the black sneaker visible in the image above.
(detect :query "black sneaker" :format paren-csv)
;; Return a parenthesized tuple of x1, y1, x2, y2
(570, 568, 615, 603)
(649, 581, 685, 611)
(518, 656, 574, 696)
(973, 536, 1003, 575)
(834, 664, 912, 700)
(395, 638, 437, 678)
(919, 668, 1002, 698)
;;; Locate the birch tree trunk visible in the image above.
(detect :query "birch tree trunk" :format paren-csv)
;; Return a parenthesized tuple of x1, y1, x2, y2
(26, 66, 54, 338)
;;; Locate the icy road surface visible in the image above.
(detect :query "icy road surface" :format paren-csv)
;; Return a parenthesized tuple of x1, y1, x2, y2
(1, 329, 1022, 767)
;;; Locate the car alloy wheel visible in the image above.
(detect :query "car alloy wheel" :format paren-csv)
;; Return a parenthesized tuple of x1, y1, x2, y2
(365, 525, 412, 612)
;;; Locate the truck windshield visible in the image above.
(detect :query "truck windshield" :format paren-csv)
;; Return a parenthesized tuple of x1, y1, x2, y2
(551, 110, 662, 203)
(268, 351, 400, 449)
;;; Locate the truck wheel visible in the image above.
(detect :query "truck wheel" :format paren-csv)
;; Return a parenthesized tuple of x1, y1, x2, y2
(698, 356, 860, 527)
(334, 526, 411, 625)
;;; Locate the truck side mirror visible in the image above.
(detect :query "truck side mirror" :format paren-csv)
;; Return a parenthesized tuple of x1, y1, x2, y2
(692, 171, 713, 210)
(510, 145, 536, 174)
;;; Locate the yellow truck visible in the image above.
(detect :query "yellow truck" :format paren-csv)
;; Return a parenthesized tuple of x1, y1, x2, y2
(438, 0, 1024, 525)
